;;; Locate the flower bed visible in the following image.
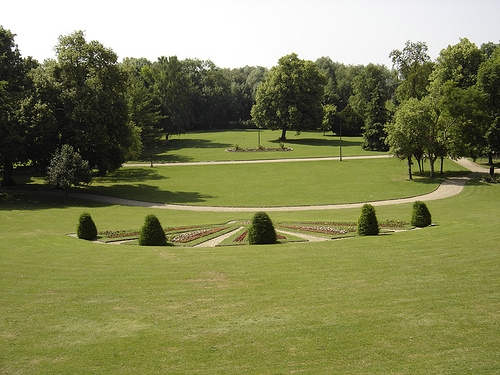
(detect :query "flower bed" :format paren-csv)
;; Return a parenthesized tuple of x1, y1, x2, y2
(278, 223, 357, 236)
(168, 226, 229, 244)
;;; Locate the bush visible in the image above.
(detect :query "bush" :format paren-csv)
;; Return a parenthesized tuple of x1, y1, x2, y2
(139, 214, 167, 246)
(357, 204, 379, 236)
(77, 212, 98, 240)
(411, 201, 432, 227)
(248, 212, 277, 245)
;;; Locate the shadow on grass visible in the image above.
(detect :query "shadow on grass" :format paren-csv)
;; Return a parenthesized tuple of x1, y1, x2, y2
(85, 184, 214, 205)
(94, 168, 167, 183)
(269, 136, 362, 148)
(0, 190, 110, 211)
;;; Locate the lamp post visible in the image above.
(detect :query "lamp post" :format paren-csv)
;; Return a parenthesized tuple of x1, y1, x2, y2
(339, 116, 343, 161)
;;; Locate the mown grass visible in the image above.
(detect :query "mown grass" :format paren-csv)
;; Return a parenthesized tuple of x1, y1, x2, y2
(76, 157, 468, 207)
(1, 130, 499, 374)
(129, 130, 386, 163)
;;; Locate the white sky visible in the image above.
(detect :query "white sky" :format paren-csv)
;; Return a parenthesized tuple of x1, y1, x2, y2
(2, 0, 500, 69)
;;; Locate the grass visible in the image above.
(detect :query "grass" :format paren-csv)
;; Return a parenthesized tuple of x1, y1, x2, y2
(129, 130, 386, 163)
(67, 157, 467, 207)
(1, 130, 500, 374)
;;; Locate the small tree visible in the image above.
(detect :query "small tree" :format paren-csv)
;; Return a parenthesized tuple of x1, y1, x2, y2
(46, 144, 92, 195)
(139, 214, 167, 246)
(411, 201, 432, 227)
(357, 204, 379, 236)
(248, 212, 277, 245)
(77, 212, 97, 240)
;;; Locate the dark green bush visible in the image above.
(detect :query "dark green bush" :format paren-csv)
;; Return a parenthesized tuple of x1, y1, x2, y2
(357, 204, 379, 236)
(139, 214, 167, 246)
(248, 212, 277, 245)
(77, 212, 97, 240)
(411, 201, 432, 227)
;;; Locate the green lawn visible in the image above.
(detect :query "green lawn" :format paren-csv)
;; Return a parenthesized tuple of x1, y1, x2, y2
(79, 157, 468, 207)
(1, 131, 499, 374)
(129, 130, 386, 163)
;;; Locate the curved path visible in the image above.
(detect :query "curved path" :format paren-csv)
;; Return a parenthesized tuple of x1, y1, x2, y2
(68, 158, 489, 213)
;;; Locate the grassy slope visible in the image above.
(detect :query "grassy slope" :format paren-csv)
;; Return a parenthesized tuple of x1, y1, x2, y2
(1, 184, 499, 374)
(1, 131, 499, 374)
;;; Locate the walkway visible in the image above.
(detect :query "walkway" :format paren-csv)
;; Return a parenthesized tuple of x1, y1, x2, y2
(67, 158, 489, 212)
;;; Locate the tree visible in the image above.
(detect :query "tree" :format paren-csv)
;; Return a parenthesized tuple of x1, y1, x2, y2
(46, 144, 92, 194)
(477, 45, 500, 163)
(390, 41, 434, 102)
(50, 31, 140, 174)
(150, 56, 193, 141)
(248, 212, 277, 245)
(251, 53, 326, 140)
(357, 204, 379, 236)
(139, 214, 167, 246)
(122, 58, 163, 166)
(0, 26, 30, 185)
(350, 64, 395, 150)
(428, 38, 489, 163)
(386, 98, 432, 179)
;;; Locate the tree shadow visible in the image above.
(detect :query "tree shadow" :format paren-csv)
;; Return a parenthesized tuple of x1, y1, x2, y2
(94, 168, 167, 183)
(269, 136, 362, 147)
(84, 183, 215, 205)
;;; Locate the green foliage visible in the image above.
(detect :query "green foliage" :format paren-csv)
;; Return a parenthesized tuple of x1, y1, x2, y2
(411, 201, 432, 227)
(46, 144, 92, 192)
(251, 53, 326, 140)
(357, 204, 379, 236)
(248, 212, 277, 245)
(139, 214, 167, 246)
(76, 212, 97, 240)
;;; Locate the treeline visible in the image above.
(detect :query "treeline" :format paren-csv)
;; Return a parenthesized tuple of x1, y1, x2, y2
(1, 27, 499, 185)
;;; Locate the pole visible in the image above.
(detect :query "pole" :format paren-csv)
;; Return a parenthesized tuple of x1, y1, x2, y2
(339, 116, 343, 161)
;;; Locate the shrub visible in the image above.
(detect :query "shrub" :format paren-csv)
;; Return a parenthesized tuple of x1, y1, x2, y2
(139, 214, 167, 246)
(411, 201, 432, 227)
(248, 212, 277, 245)
(77, 212, 97, 240)
(357, 204, 379, 236)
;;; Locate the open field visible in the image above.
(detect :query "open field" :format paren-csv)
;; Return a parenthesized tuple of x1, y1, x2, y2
(128, 130, 387, 163)
(1, 131, 499, 374)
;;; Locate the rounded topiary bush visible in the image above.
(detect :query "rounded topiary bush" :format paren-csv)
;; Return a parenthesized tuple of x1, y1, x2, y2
(77, 212, 98, 240)
(411, 201, 432, 227)
(248, 211, 277, 245)
(357, 204, 379, 236)
(139, 214, 167, 246)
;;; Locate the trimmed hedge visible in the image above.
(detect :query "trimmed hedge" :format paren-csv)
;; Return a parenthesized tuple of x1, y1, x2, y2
(139, 214, 167, 246)
(357, 204, 379, 236)
(411, 201, 432, 227)
(248, 212, 277, 245)
(77, 212, 98, 240)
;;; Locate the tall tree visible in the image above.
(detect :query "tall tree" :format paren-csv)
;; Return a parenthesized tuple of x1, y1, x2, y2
(251, 53, 326, 140)
(390, 40, 434, 102)
(350, 64, 395, 150)
(121, 58, 162, 166)
(477, 45, 500, 164)
(150, 56, 193, 140)
(0, 26, 31, 185)
(429, 38, 488, 160)
(52, 31, 140, 174)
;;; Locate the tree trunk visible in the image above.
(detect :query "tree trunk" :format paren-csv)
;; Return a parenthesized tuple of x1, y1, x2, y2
(407, 156, 413, 180)
(429, 157, 437, 178)
(1, 161, 15, 186)
(489, 152, 493, 165)
(280, 128, 287, 141)
(440, 156, 444, 175)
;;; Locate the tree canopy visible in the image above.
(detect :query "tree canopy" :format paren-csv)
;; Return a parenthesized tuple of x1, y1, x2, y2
(251, 53, 326, 140)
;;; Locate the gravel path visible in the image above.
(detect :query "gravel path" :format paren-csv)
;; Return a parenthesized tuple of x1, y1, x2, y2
(66, 157, 488, 212)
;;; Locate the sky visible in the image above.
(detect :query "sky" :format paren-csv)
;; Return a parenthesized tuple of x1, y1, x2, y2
(2, 0, 500, 69)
